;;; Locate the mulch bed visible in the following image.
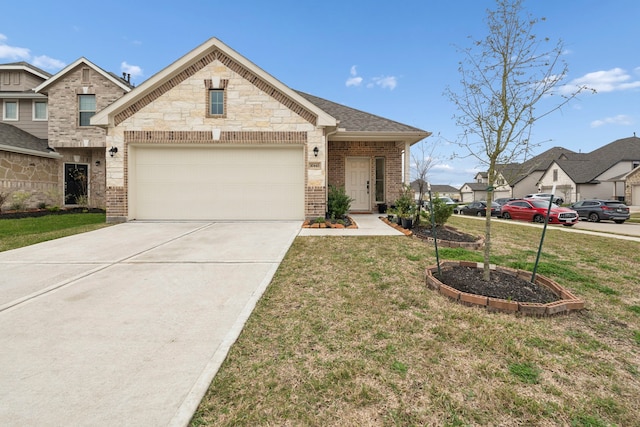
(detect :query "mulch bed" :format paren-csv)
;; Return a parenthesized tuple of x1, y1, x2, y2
(412, 224, 479, 243)
(0, 207, 105, 220)
(437, 266, 560, 304)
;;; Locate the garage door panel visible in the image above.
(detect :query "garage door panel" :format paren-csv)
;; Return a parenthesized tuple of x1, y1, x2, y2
(132, 146, 304, 220)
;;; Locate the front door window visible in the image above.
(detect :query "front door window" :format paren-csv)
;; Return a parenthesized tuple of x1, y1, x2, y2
(65, 163, 89, 205)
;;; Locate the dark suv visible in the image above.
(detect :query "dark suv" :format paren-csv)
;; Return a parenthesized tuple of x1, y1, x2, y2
(569, 200, 630, 224)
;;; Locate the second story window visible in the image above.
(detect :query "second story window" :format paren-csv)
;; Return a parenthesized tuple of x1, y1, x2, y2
(2, 100, 18, 121)
(33, 100, 47, 121)
(78, 94, 96, 126)
(209, 89, 224, 116)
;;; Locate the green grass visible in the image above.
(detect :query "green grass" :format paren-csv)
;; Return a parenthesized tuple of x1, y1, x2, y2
(190, 216, 640, 426)
(0, 213, 109, 252)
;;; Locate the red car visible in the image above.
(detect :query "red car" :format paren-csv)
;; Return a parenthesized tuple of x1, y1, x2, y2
(500, 199, 579, 226)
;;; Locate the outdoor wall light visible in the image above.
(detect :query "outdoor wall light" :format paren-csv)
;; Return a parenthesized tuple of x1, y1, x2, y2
(95, 160, 101, 166)
(109, 146, 118, 157)
(313, 146, 319, 157)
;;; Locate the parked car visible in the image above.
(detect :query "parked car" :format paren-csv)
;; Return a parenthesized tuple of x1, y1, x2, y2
(494, 197, 517, 205)
(458, 201, 501, 217)
(438, 196, 458, 205)
(569, 199, 630, 224)
(524, 193, 564, 205)
(501, 199, 578, 226)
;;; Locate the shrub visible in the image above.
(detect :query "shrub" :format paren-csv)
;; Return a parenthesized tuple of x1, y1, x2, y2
(423, 193, 454, 226)
(394, 185, 416, 218)
(10, 191, 31, 211)
(0, 191, 10, 212)
(327, 185, 352, 220)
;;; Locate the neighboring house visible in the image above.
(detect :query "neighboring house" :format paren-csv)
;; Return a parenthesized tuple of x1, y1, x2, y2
(496, 147, 576, 198)
(622, 165, 640, 204)
(91, 38, 430, 222)
(0, 62, 60, 209)
(34, 58, 132, 208)
(537, 136, 640, 203)
(459, 172, 510, 203)
(0, 123, 61, 209)
(410, 180, 459, 201)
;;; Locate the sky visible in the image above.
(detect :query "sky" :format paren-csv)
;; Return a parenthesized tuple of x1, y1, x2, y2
(2, 0, 640, 187)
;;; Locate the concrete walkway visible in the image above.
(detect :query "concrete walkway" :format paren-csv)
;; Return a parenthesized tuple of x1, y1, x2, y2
(298, 214, 403, 236)
(0, 221, 300, 427)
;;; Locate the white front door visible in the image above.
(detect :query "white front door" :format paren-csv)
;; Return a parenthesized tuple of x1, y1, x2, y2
(346, 157, 370, 211)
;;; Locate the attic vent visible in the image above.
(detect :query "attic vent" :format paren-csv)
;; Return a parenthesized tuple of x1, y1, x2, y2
(82, 68, 90, 83)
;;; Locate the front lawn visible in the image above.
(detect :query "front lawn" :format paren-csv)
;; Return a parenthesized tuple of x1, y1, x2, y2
(0, 213, 109, 252)
(192, 216, 640, 426)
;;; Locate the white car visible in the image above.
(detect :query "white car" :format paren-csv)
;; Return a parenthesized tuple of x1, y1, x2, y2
(524, 193, 564, 205)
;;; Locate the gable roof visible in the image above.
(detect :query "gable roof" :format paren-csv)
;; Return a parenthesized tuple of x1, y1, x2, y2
(34, 57, 133, 94)
(461, 182, 489, 191)
(409, 180, 458, 193)
(0, 123, 61, 158)
(546, 136, 640, 184)
(0, 61, 51, 80)
(296, 91, 430, 143)
(91, 37, 337, 128)
(497, 146, 576, 186)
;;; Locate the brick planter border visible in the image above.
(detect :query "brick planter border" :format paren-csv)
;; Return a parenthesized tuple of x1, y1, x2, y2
(302, 216, 358, 229)
(425, 260, 584, 316)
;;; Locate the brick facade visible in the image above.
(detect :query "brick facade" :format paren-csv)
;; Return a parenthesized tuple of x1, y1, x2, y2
(328, 140, 405, 210)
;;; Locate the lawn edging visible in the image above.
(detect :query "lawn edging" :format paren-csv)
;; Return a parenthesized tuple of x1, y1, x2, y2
(425, 260, 585, 316)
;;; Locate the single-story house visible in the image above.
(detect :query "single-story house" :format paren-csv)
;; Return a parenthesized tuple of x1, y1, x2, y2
(410, 180, 460, 201)
(91, 38, 431, 222)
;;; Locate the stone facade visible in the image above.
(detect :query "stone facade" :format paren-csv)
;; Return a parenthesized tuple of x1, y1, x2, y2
(105, 55, 325, 221)
(43, 62, 129, 208)
(625, 167, 640, 204)
(0, 151, 58, 210)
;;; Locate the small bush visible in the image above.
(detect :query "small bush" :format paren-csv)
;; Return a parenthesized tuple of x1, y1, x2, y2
(327, 185, 352, 220)
(422, 193, 454, 226)
(394, 185, 416, 218)
(0, 191, 10, 212)
(10, 191, 31, 211)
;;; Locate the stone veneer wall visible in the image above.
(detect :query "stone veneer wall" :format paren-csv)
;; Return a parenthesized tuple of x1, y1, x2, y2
(105, 56, 325, 222)
(0, 151, 59, 210)
(47, 64, 127, 149)
(328, 141, 404, 210)
(625, 168, 640, 204)
(55, 148, 106, 208)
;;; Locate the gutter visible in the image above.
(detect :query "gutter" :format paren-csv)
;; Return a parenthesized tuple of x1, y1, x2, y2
(0, 144, 63, 159)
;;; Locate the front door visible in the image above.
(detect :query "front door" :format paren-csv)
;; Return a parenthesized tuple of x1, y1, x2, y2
(64, 163, 89, 205)
(346, 157, 370, 211)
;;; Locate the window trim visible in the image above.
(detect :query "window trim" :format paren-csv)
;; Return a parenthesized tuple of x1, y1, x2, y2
(375, 157, 385, 203)
(32, 100, 48, 121)
(2, 99, 18, 121)
(207, 89, 225, 117)
(78, 94, 96, 127)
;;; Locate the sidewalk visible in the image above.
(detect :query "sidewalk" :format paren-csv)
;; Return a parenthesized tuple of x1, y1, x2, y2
(298, 214, 403, 236)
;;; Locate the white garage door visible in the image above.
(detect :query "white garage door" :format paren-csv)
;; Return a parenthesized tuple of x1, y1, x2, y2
(130, 145, 304, 220)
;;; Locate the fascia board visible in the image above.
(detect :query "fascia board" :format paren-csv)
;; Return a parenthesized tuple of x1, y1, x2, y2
(92, 38, 337, 128)
(35, 57, 132, 94)
(0, 144, 63, 159)
(329, 130, 432, 144)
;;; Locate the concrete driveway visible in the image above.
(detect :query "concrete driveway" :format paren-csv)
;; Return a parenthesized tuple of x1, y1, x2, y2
(0, 221, 300, 426)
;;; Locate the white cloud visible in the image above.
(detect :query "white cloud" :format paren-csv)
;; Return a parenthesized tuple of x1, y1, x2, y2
(0, 34, 30, 60)
(590, 114, 633, 128)
(372, 75, 397, 90)
(121, 61, 143, 79)
(0, 34, 65, 71)
(433, 164, 453, 171)
(346, 65, 362, 87)
(560, 68, 640, 94)
(32, 55, 66, 71)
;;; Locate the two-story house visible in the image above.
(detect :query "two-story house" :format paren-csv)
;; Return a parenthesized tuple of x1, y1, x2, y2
(34, 58, 132, 208)
(0, 62, 60, 208)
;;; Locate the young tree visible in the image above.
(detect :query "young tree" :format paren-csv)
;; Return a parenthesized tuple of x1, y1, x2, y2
(411, 138, 439, 222)
(445, 0, 589, 280)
